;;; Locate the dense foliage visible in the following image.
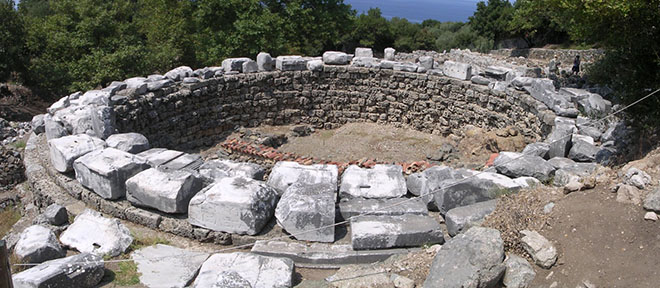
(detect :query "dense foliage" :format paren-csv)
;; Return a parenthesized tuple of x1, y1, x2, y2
(1, 0, 658, 128)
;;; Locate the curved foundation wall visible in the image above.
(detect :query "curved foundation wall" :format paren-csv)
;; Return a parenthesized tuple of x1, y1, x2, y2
(113, 66, 554, 151)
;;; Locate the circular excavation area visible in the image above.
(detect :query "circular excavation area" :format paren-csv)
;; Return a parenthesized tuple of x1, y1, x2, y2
(6, 47, 655, 288)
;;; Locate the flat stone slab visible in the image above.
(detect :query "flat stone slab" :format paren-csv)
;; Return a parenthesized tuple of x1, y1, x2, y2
(59, 209, 133, 257)
(48, 134, 106, 172)
(267, 161, 338, 195)
(136, 148, 184, 167)
(132, 244, 210, 288)
(337, 197, 429, 221)
(339, 164, 406, 199)
(445, 200, 497, 237)
(276, 55, 307, 71)
(12, 253, 105, 288)
(199, 159, 266, 181)
(189, 176, 279, 235)
(275, 182, 336, 242)
(423, 227, 505, 288)
(126, 168, 203, 214)
(159, 153, 203, 171)
(73, 148, 150, 200)
(105, 132, 150, 154)
(193, 252, 294, 288)
(14, 225, 65, 264)
(443, 60, 472, 80)
(251, 240, 419, 268)
(350, 215, 444, 250)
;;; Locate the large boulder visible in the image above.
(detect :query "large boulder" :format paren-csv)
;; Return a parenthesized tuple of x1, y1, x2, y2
(423, 227, 505, 288)
(546, 117, 577, 160)
(493, 152, 556, 182)
(526, 79, 579, 117)
(275, 182, 336, 242)
(351, 215, 444, 250)
(445, 200, 497, 237)
(643, 188, 660, 213)
(222, 58, 251, 73)
(105, 133, 150, 153)
(337, 197, 428, 221)
(418, 56, 434, 69)
(14, 225, 66, 264)
(560, 88, 612, 116)
(276, 55, 307, 71)
(59, 209, 132, 257)
(164, 66, 193, 81)
(199, 159, 266, 181)
(242, 60, 258, 73)
(407, 166, 466, 209)
(306, 59, 324, 72)
(31, 114, 46, 135)
(132, 244, 210, 288)
(485, 66, 512, 81)
(193, 252, 294, 288)
(188, 176, 279, 235)
(48, 134, 106, 172)
(55, 105, 94, 135)
(44, 115, 68, 141)
(568, 139, 600, 162)
(12, 253, 104, 288)
(257, 52, 275, 71)
(522, 142, 550, 159)
(126, 168, 203, 213)
(41, 204, 68, 226)
(267, 161, 338, 195)
(339, 164, 406, 199)
(520, 230, 557, 269)
(503, 254, 536, 288)
(79, 90, 111, 106)
(442, 61, 472, 80)
(90, 105, 115, 140)
(73, 148, 150, 200)
(323, 51, 351, 65)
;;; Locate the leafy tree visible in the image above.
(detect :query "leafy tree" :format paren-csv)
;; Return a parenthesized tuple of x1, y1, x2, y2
(469, 0, 514, 45)
(0, 0, 24, 81)
(346, 8, 394, 53)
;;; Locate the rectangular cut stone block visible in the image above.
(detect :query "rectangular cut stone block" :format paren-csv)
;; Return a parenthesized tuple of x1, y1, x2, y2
(251, 240, 419, 267)
(323, 51, 351, 65)
(275, 183, 336, 242)
(126, 168, 203, 213)
(339, 165, 407, 199)
(222, 57, 251, 73)
(276, 56, 307, 71)
(132, 244, 209, 288)
(193, 252, 294, 288)
(12, 253, 105, 288)
(442, 60, 472, 80)
(337, 197, 429, 221)
(160, 153, 203, 171)
(351, 215, 444, 250)
(73, 148, 150, 200)
(384, 47, 396, 61)
(199, 159, 266, 181)
(485, 66, 512, 81)
(48, 134, 106, 172)
(446, 199, 497, 236)
(267, 161, 338, 195)
(354, 47, 373, 58)
(188, 176, 279, 235)
(136, 148, 184, 167)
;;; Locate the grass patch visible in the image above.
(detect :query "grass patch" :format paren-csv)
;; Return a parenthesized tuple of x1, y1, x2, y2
(12, 140, 26, 149)
(0, 205, 22, 238)
(128, 232, 171, 252)
(114, 261, 140, 286)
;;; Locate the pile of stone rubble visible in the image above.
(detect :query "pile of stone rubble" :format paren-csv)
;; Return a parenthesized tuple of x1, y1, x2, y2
(12, 46, 629, 287)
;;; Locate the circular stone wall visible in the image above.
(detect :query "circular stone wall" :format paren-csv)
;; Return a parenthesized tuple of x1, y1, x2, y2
(113, 66, 554, 151)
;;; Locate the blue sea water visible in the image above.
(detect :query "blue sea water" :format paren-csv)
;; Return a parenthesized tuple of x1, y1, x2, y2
(344, 0, 483, 23)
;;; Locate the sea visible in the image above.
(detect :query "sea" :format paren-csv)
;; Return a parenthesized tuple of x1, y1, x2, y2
(344, 0, 483, 23)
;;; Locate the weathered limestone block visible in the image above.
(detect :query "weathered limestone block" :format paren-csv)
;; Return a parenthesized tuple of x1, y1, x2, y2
(126, 168, 203, 213)
(339, 164, 407, 199)
(407, 165, 464, 209)
(275, 182, 336, 242)
(423, 227, 505, 288)
(267, 161, 338, 195)
(351, 215, 444, 250)
(520, 230, 557, 269)
(12, 253, 104, 288)
(136, 148, 184, 167)
(337, 197, 428, 221)
(90, 105, 115, 139)
(41, 204, 68, 226)
(56, 105, 94, 135)
(59, 209, 133, 257)
(384, 47, 396, 60)
(307, 59, 324, 72)
(222, 58, 251, 73)
(354, 47, 373, 58)
(276, 55, 307, 71)
(351, 57, 379, 68)
(445, 199, 497, 237)
(493, 152, 556, 182)
(188, 176, 278, 235)
(568, 139, 600, 162)
(379, 60, 396, 69)
(73, 148, 150, 200)
(485, 66, 512, 81)
(132, 244, 210, 288)
(147, 79, 174, 91)
(159, 153, 203, 172)
(123, 77, 148, 95)
(526, 79, 579, 117)
(393, 62, 419, 72)
(44, 115, 68, 141)
(79, 90, 111, 106)
(257, 52, 275, 71)
(443, 60, 472, 80)
(48, 134, 106, 173)
(503, 254, 536, 288)
(193, 252, 294, 288)
(471, 75, 492, 85)
(164, 66, 193, 81)
(14, 225, 65, 264)
(47, 95, 71, 116)
(418, 56, 434, 69)
(546, 117, 577, 158)
(323, 51, 351, 65)
(242, 60, 258, 73)
(105, 132, 150, 154)
(31, 114, 45, 135)
(522, 142, 550, 159)
(199, 159, 266, 182)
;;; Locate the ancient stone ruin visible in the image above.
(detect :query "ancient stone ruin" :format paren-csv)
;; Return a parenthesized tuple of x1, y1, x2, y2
(12, 47, 626, 287)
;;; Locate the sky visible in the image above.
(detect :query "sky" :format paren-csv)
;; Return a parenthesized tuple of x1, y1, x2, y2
(344, 0, 484, 23)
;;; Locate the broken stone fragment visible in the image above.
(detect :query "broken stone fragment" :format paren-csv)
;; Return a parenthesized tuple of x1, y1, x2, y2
(520, 229, 557, 269)
(59, 209, 133, 257)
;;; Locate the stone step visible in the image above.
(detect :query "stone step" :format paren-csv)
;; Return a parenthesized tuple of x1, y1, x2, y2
(251, 240, 419, 268)
(337, 197, 429, 221)
(350, 215, 444, 250)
